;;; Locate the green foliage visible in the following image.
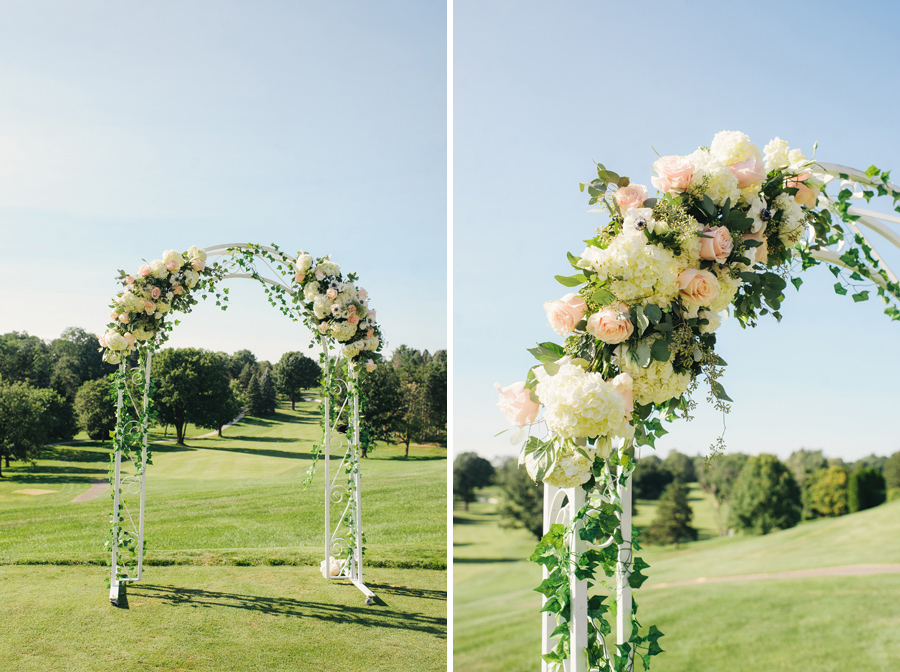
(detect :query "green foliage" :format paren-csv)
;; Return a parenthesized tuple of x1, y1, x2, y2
(75, 377, 117, 440)
(802, 466, 849, 519)
(728, 454, 801, 535)
(0, 331, 53, 389)
(644, 482, 698, 547)
(632, 455, 674, 500)
(884, 451, 900, 491)
(663, 450, 696, 483)
(245, 371, 265, 417)
(273, 351, 321, 410)
(0, 379, 52, 476)
(697, 452, 748, 536)
(848, 467, 886, 513)
(49, 326, 114, 401)
(259, 367, 277, 416)
(453, 452, 494, 510)
(358, 361, 403, 451)
(495, 457, 544, 539)
(786, 448, 828, 490)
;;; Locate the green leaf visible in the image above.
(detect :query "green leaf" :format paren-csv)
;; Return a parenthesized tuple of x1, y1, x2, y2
(709, 380, 733, 402)
(852, 290, 870, 302)
(527, 342, 566, 363)
(543, 361, 560, 376)
(643, 303, 662, 324)
(701, 194, 717, 218)
(567, 251, 581, 269)
(634, 305, 650, 336)
(591, 287, 617, 306)
(555, 274, 586, 287)
(790, 277, 803, 290)
(650, 338, 670, 363)
(634, 343, 651, 368)
(833, 282, 848, 296)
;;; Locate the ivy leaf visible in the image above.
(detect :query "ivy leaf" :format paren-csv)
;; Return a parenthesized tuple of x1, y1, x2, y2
(650, 338, 670, 363)
(852, 290, 870, 302)
(833, 282, 848, 296)
(555, 273, 586, 287)
(791, 277, 803, 290)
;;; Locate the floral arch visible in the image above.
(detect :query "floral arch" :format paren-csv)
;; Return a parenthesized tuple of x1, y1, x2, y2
(496, 132, 900, 671)
(100, 243, 382, 606)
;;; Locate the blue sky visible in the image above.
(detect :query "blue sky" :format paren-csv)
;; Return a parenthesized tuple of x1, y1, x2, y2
(0, 0, 446, 363)
(454, 0, 900, 463)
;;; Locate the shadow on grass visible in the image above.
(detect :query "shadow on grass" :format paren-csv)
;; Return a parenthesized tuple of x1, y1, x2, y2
(41, 447, 111, 463)
(377, 455, 447, 462)
(200, 445, 316, 461)
(452, 558, 522, 564)
(1, 472, 102, 485)
(452, 515, 495, 525)
(132, 584, 446, 637)
(366, 582, 447, 601)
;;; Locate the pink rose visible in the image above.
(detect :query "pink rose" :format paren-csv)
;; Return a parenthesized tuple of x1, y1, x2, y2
(742, 230, 769, 265)
(98, 335, 108, 348)
(543, 293, 587, 336)
(123, 332, 136, 347)
(786, 173, 819, 207)
(365, 359, 376, 373)
(125, 275, 135, 284)
(326, 288, 338, 299)
(494, 381, 540, 427)
(165, 259, 180, 272)
(295, 271, 305, 283)
(317, 322, 328, 334)
(678, 269, 719, 306)
(366, 329, 374, 338)
(347, 305, 356, 314)
(191, 259, 205, 271)
(150, 287, 162, 299)
(729, 154, 765, 189)
(614, 183, 648, 213)
(138, 264, 150, 277)
(348, 314, 359, 325)
(358, 289, 368, 300)
(699, 226, 733, 264)
(173, 285, 183, 295)
(144, 300, 156, 314)
(651, 155, 693, 193)
(609, 372, 634, 419)
(118, 313, 130, 324)
(109, 311, 119, 320)
(586, 302, 634, 344)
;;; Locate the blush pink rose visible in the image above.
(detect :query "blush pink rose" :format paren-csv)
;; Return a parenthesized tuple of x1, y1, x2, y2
(317, 322, 329, 334)
(347, 305, 356, 314)
(109, 311, 119, 320)
(295, 271, 305, 283)
(699, 226, 733, 264)
(586, 302, 634, 344)
(191, 259, 205, 271)
(614, 183, 648, 213)
(365, 359, 376, 373)
(742, 230, 769, 265)
(543, 293, 587, 336)
(366, 329, 374, 338)
(347, 314, 359, 325)
(609, 372, 634, 419)
(326, 288, 338, 299)
(165, 259, 180, 271)
(729, 154, 765, 189)
(123, 332, 136, 347)
(150, 287, 162, 299)
(125, 275, 135, 284)
(358, 289, 368, 300)
(98, 335, 108, 348)
(144, 300, 156, 314)
(118, 313, 130, 324)
(651, 156, 693, 193)
(138, 264, 151, 277)
(786, 173, 819, 207)
(678, 269, 719, 306)
(494, 381, 540, 427)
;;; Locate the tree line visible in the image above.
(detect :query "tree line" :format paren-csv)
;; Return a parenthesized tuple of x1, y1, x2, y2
(454, 447, 900, 547)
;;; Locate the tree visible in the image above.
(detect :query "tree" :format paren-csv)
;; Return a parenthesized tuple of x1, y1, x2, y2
(259, 367, 277, 416)
(697, 452, 748, 535)
(852, 454, 888, 474)
(152, 348, 233, 444)
(35, 387, 77, 443)
(49, 327, 113, 401)
(632, 455, 674, 500)
(213, 379, 244, 437)
(274, 352, 321, 410)
(0, 332, 53, 388)
(848, 467, 886, 512)
(398, 370, 426, 457)
(495, 457, 543, 539)
(728, 454, 801, 535)
(884, 451, 900, 490)
(426, 358, 447, 434)
(453, 452, 494, 510)
(664, 450, 697, 483)
(228, 349, 257, 382)
(358, 361, 403, 457)
(245, 371, 265, 417)
(644, 482, 698, 547)
(74, 377, 116, 440)
(786, 448, 828, 491)
(0, 379, 52, 476)
(803, 465, 849, 519)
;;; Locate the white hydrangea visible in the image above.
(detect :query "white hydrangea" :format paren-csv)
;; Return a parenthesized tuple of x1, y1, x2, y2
(187, 246, 207, 263)
(526, 446, 595, 489)
(132, 325, 155, 341)
(313, 295, 331, 319)
(533, 362, 631, 440)
(295, 253, 313, 273)
(578, 232, 680, 307)
(331, 321, 358, 342)
(708, 270, 741, 313)
(774, 193, 807, 246)
(620, 338, 692, 405)
(162, 249, 183, 267)
(764, 137, 790, 171)
(117, 291, 145, 314)
(303, 281, 320, 301)
(315, 260, 340, 278)
(184, 269, 200, 288)
(149, 259, 168, 279)
(687, 149, 741, 207)
(710, 130, 762, 167)
(104, 330, 127, 351)
(342, 340, 366, 359)
(699, 310, 722, 334)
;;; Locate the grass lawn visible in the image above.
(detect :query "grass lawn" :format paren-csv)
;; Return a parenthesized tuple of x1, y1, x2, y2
(453, 490, 900, 671)
(0, 396, 447, 671)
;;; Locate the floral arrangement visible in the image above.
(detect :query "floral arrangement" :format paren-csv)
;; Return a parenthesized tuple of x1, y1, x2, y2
(99, 246, 215, 364)
(496, 131, 900, 671)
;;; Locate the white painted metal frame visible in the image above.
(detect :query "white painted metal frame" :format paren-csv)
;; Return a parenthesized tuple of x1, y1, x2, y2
(541, 163, 900, 669)
(108, 243, 373, 605)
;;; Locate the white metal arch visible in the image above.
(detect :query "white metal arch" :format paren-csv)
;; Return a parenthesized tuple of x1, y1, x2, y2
(108, 244, 374, 606)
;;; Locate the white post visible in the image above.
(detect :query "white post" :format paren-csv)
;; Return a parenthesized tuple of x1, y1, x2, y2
(351, 364, 363, 585)
(616, 470, 634, 670)
(137, 351, 151, 580)
(321, 335, 331, 577)
(109, 362, 125, 603)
